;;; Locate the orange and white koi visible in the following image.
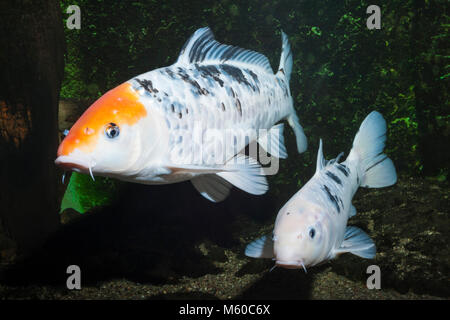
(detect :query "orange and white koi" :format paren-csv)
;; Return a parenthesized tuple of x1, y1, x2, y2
(55, 27, 307, 202)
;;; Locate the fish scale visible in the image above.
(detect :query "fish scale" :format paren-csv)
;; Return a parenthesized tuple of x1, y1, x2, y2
(131, 60, 292, 167)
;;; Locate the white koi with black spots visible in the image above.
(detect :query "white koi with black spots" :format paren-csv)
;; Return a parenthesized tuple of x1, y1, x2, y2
(245, 111, 397, 270)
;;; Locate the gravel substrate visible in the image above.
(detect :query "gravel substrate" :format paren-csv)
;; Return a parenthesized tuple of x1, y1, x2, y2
(0, 175, 448, 300)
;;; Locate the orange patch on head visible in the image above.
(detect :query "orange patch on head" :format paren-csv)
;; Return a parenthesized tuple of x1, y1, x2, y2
(57, 82, 146, 156)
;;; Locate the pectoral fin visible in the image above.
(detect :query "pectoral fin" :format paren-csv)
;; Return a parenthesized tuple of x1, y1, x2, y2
(245, 234, 274, 258)
(172, 153, 267, 201)
(333, 226, 376, 259)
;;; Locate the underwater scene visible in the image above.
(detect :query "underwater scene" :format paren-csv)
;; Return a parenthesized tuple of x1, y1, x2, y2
(0, 0, 448, 302)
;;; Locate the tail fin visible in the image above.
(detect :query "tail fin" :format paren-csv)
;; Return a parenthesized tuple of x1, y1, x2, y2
(347, 111, 397, 188)
(277, 31, 307, 153)
(277, 31, 293, 82)
(287, 112, 308, 154)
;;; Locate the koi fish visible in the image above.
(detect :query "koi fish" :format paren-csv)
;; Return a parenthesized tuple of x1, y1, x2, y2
(245, 111, 397, 271)
(55, 27, 307, 202)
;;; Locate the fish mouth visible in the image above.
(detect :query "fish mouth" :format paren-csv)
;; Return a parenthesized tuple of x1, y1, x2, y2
(55, 155, 92, 173)
(275, 260, 307, 272)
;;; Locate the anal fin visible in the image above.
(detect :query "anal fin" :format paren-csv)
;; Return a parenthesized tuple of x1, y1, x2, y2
(172, 153, 267, 199)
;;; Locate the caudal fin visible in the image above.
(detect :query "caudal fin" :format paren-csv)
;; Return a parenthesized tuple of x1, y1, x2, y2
(277, 31, 307, 154)
(347, 111, 397, 188)
(277, 31, 293, 82)
(287, 112, 308, 154)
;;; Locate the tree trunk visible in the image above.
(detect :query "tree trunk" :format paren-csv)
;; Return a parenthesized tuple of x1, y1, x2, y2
(0, 0, 65, 256)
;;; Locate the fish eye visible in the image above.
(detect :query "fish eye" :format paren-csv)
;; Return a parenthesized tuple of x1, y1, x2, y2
(105, 123, 120, 139)
(309, 228, 316, 239)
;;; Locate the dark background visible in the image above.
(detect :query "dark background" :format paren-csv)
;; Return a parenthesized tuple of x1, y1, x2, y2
(0, 0, 448, 299)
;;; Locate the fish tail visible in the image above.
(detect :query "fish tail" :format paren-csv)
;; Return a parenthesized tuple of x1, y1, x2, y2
(275, 31, 308, 153)
(278, 31, 307, 154)
(347, 111, 397, 188)
(287, 112, 307, 154)
(276, 31, 293, 83)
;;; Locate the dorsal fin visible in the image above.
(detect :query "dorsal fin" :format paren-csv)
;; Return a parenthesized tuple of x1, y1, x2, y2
(177, 27, 273, 74)
(316, 139, 326, 173)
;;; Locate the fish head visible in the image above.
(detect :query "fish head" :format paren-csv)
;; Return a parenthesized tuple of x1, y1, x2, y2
(273, 199, 329, 269)
(55, 82, 161, 177)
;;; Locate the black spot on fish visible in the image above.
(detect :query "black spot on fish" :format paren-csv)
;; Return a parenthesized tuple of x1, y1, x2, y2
(343, 164, 350, 173)
(136, 79, 159, 94)
(279, 68, 285, 75)
(177, 68, 207, 95)
(230, 87, 235, 98)
(171, 104, 175, 113)
(196, 65, 224, 87)
(337, 164, 349, 177)
(165, 68, 176, 79)
(246, 69, 259, 84)
(323, 185, 341, 214)
(178, 112, 182, 119)
(236, 98, 242, 117)
(326, 171, 342, 186)
(221, 65, 255, 91)
(245, 69, 260, 93)
(286, 212, 290, 215)
(221, 102, 226, 111)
